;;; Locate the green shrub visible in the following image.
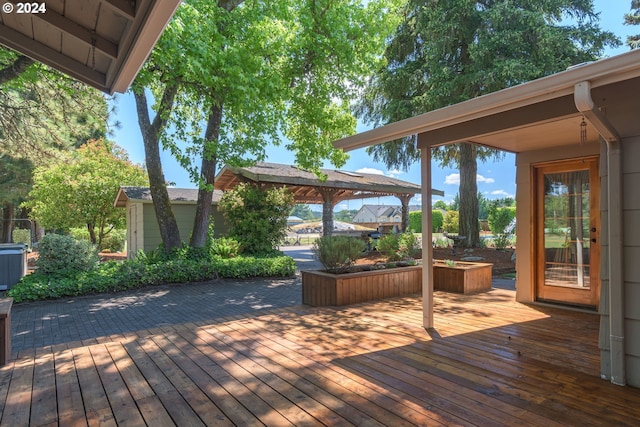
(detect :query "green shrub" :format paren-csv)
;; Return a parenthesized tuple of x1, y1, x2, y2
(376, 234, 400, 261)
(431, 210, 444, 232)
(488, 207, 516, 235)
(312, 236, 365, 273)
(488, 207, 516, 250)
(8, 252, 297, 303)
(36, 234, 98, 275)
(100, 229, 126, 252)
(219, 183, 294, 255)
(70, 227, 126, 252)
(408, 210, 444, 233)
(443, 210, 459, 233)
(12, 229, 31, 247)
(209, 237, 241, 259)
(409, 211, 421, 232)
(377, 232, 420, 262)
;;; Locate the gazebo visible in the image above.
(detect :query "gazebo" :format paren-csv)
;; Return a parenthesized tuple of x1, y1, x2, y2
(215, 162, 443, 236)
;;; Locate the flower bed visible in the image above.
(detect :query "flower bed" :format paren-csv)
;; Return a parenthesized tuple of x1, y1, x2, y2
(302, 265, 422, 306)
(433, 260, 492, 294)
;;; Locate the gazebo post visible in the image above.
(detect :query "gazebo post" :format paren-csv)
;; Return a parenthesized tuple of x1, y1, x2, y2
(397, 194, 414, 232)
(319, 188, 338, 237)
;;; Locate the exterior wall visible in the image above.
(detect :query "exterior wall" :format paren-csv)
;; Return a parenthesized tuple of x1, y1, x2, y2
(622, 136, 640, 387)
(514, 142, 601, 304)
(141, 203, 228, 252)
(353, 208, 376, 223)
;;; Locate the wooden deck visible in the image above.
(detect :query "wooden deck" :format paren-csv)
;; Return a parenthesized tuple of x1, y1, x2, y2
(2, 288, 640, 426)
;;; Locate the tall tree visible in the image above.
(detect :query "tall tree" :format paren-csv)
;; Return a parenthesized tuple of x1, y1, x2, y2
(132, 0, 400, 251)
(26, 139, 148, 248)
(358, 0, 619, 247)
(0, 155, 33, 242)
(625, 0, 640, 48)
(0, 48, 110, 241)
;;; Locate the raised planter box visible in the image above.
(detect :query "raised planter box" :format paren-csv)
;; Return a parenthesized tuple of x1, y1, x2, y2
(302, 265, 422, 307)
(433, 260, 492, 294)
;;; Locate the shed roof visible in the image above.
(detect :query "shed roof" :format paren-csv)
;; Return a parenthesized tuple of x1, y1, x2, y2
(114, 186, 223, 208)
(334, 49, 640, 153)
(0, 0, 181, 94)
(215, 162, 443, 205)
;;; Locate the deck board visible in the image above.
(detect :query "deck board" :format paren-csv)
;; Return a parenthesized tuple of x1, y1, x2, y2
(2, 288, 640, 426)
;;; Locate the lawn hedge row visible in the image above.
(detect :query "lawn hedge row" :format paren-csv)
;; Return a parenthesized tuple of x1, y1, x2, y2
(7, 254, 297, 303)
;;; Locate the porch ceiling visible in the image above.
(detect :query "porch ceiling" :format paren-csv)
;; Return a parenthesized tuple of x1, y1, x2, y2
(417, 98, 601, 152)
(334, 49, 640, 153)
(0, 0, 180, 94)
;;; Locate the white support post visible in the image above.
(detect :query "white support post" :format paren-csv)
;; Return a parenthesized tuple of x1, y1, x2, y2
(421, 147, 434, 329)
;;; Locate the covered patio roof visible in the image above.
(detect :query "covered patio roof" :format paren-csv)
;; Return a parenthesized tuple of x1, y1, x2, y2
(215, 162, 443, 205)
(0, 0, 181, 94)
(334, 49, 640, 153)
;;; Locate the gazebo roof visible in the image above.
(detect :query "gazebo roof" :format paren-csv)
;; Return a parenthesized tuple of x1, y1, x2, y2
(215, 162, 443, 204)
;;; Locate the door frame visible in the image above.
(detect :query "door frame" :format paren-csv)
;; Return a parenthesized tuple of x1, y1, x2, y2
(532, 156, 600, 310)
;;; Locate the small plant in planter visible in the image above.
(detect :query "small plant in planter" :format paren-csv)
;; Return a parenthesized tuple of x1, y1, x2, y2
(312, 235, 366, 273)
(444, 259, 457, 267)
(376, 231, 421, 266)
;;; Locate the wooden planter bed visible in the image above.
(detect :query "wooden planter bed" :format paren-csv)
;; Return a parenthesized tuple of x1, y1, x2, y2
(302, 265, 422, 307)
(433, 260, 493, 294)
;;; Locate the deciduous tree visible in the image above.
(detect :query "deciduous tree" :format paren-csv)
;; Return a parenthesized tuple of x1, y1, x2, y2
(0, 49, 110, 241)
(26, 139, 147, 249)
(132, 0, 400, 251)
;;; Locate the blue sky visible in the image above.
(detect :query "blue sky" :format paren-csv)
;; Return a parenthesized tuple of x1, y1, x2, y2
(109, 0, 635, 212)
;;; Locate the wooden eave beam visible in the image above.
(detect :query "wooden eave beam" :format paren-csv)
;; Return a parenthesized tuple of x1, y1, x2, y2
(417, 95, 578, 148)
(0, 25, 107, 90)
(103, 0, 136, 19)
(36, 11, 119, 59)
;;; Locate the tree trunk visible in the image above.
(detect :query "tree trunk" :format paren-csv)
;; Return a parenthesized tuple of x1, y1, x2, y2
(1, 203, 14, 243)
(87, 223, 97, 245)
(190, 104, 222, 248)
(459, 142, 480, 247)
(397, 194, 413, 232)
(133, 86, 182, 253)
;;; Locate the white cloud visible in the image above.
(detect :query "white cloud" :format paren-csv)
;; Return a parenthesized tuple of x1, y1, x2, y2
(387, 168, 403, 178)
(444, 173, 495, 185)
(356, 167, 385, 176)
(490, 190, 513, 197)
(477, 175, 495, 184)
(444, 173, 460, 185)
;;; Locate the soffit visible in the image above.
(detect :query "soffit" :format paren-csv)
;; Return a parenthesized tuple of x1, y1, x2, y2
(0, 0, 180, 94)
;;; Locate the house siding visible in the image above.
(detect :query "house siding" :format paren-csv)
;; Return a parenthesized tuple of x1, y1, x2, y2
(141, 204, 228, 252)
(622, 136, 640, 387)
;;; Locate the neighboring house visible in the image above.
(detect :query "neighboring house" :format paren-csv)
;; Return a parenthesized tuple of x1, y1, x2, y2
(113, 187, 228, 257)
(352, 204, 421, 227)
(335, 49, 640, 388)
